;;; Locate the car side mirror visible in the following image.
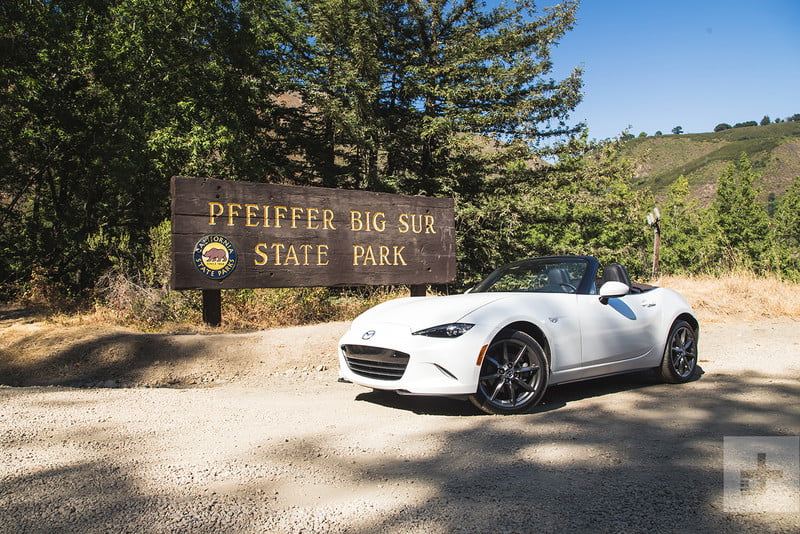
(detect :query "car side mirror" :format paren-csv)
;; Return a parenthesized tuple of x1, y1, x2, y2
(599, 281, 629, 304)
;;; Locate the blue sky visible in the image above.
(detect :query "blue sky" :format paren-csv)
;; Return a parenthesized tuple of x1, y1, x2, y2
(537, 0, 800, 140)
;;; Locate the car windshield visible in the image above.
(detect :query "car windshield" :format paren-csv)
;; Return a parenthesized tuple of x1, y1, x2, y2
(472, 258, 590, 294)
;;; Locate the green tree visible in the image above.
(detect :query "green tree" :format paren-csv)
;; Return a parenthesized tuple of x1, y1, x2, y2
(773, 176, 800, 280)
(714, 123, 732, 132)
(760, 115, 771, 126)
(0, 0, 300, 294)
(294, 0, 585, 282)
(671, 126, 683, 135)
(522, 137, 651, 278)
(659, 176, 720, 274)
(712, 153, 770, 270)
(296, 0, 583, 193)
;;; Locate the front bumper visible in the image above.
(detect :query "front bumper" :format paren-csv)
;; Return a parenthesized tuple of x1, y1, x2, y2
(337, 322, 487, 396)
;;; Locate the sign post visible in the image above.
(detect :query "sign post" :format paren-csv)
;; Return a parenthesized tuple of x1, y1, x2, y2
(171, 177, 456, 325)
(647, 207, 661, 279)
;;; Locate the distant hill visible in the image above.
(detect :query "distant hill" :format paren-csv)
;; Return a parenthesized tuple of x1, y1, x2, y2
(620, 121, 800, 206)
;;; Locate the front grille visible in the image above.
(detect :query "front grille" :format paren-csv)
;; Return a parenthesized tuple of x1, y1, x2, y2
(341, 345, 410, 381)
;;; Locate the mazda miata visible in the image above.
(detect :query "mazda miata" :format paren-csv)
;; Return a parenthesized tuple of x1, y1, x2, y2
(337, 255, 699, 414)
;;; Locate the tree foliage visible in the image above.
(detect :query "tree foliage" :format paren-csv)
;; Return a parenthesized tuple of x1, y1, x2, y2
(6, 1, 794, 307)
(659, 176, 719, 274)
(773, 176, 800, 280)
(2, 0, 597, 297)
(712, 153, 770, 269)
(1, 0, 303, 294)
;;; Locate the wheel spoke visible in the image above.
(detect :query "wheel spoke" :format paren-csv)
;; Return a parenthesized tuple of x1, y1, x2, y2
(505, 380, 516, 405)
(480, 371, 502, 383)
(511, 345, 526, 366)
(511, 376, 535, 393)
(517, 364, 539, 374)
(490, 378, 506, 401)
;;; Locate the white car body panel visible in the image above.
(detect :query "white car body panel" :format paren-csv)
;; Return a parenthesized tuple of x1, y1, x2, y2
(338, 257, 698, 402)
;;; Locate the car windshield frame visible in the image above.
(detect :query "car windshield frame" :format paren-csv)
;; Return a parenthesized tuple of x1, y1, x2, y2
(471, 256, 600, 295)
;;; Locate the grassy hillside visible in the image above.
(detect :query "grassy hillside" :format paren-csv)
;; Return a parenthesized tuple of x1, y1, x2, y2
(621, 121, 800, 205)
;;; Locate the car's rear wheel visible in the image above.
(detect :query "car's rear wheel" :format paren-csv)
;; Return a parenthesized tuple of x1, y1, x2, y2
(470, 330, 548, 415)
(658, 320, 698, 383)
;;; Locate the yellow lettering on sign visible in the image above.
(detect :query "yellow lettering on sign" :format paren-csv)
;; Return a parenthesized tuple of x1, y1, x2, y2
(254, 243, 269, 265)
(274, 206, 287, 228)
(271, 243, 287, 264)
(299, 244, 312, 265)
(290, 207, 304, 229)
(317, 244, 329, 265)
(207, 202, 337, 229)
(350, 211, 385, 232)
(253, 243, 330, 266)
(285, 244, 300, 265)
(262, 205, 271, 228)
(353, 245, 408, 266)
(227, 203, 241, 226)
(424, 214, 436, 234)
(245, 204, 259, 227)
(393, 245, 407, 265)
(398, 213, 408, 233)
(353, 245, 364, 265)
(323, 209, 335, 230)
(398, 213, 435, 234)
(208, 202, 224, 225)
(307, 208, 320, 230)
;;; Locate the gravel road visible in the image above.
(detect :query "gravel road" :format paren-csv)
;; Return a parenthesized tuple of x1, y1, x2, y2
(1, 319, 799, 533)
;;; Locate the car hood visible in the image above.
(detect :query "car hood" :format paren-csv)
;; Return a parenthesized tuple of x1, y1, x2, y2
(350, 293, 512, 333)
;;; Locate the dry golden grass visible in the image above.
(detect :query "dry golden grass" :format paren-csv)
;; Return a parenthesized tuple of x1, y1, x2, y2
(7, 275, 798, 333)
(656, 273, 800, 323)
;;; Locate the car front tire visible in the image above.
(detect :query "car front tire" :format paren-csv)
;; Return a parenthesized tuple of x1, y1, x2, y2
(470, 330, 549, 415)
(658, 320, 698, 383)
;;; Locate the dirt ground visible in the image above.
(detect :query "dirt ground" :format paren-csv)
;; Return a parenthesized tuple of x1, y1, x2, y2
(1, 309, 799, 533)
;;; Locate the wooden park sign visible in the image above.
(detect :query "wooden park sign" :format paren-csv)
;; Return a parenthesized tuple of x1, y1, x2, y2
(171, 177, 456, 322)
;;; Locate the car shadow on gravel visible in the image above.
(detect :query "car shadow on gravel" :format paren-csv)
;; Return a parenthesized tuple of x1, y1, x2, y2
(355, 389, 484, 416)
(315, 373, 799, 533)
(354, 367, 706, 416)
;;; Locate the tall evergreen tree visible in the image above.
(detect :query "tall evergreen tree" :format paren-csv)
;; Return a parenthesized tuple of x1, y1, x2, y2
(659, 175, 722, 274)
(712, 152, 770, 269)
(296, 0, 583, 195)
(773, 176, 800, 280)
(0, 0, 300, 293)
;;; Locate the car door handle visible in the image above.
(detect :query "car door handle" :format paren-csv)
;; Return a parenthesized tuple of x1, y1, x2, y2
(641, 300, 656, 308)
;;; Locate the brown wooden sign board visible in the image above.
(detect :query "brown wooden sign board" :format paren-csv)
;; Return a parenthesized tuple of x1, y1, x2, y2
(171, 177, 456, 290)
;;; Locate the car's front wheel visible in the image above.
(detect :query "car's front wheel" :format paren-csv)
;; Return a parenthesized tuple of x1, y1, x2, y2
(470, 330, 549, 415)
(658, 319, 698, 383)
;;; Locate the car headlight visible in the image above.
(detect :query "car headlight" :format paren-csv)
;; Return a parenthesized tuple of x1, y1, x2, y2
(412, 323, 474, 338)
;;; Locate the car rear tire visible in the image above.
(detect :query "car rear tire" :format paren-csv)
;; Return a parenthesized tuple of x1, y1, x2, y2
(658, 320, 698, 383)
(470, 330, 549, 415)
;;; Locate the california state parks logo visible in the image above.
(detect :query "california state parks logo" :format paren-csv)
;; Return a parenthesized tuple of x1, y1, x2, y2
(193, 235, 238, 279)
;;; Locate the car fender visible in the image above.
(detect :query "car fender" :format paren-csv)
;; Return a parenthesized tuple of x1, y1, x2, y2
(459, 294, 582, 375)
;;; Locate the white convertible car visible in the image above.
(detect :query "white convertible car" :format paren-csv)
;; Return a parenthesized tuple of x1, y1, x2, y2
(338, 255, 699, 414)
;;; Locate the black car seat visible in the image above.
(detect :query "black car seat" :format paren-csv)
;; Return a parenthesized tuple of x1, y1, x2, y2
(601, 264, 632, 289)
(547, 268, 573, 292)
